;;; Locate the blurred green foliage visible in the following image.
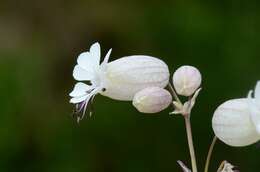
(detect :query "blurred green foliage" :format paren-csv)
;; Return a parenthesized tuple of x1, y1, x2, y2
(0, 0, 260, 171)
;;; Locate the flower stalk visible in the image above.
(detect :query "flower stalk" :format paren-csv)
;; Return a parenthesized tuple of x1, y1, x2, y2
(184, 115, 198, 172)
(168, 83, 181, 104)
(204, 136, 217, 172)
(168, 82, 198, 172)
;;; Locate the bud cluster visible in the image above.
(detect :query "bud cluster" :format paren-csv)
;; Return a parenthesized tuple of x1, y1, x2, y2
(132, 65, 202, 114)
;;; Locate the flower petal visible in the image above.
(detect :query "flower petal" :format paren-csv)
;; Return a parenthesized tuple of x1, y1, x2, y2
(76, 43, 101, 71)
(101, 48, 112, 69)
(76, 42, 101, 71)
(70, 87, 100, 104)
(73, 65, 94, 81)
(69, 82, 93, 97)
(70, 94, 90, 104)
(77, 52, 97, 71)
(103, 49, 112, 64)
(90, 42, 101, 66)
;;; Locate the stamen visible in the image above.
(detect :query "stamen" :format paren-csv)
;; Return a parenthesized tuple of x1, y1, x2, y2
(89, 95, 96, 117)
(72, 101, 87, 123)
(76, 101, 86, 113)
(73, 94, 97, 123)
(86, 88, 95, 94)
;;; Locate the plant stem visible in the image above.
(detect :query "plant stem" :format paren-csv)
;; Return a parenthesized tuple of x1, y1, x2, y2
(168, 83, 198, 172)
(184, 115, 198, 172)
(204, 136, 217, 172)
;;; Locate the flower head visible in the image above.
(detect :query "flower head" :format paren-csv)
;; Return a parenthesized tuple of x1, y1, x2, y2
(69, 42, 170, 121)
(69, 42, 111, 121)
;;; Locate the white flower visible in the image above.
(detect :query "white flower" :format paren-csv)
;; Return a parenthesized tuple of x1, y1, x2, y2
(132, 87, 172, 113)
(69, 42, 170, 120)
(212, 98, 260, 147)
(212, 81, 260, 147)
(173, 65, 201, 96)
(69, 42, 111, 121)
(69, 43, 111, 106)
(247, 81, 260, 134)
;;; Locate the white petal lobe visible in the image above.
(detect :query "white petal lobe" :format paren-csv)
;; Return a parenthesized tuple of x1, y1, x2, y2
(73, 65, 94, 81)
(90, 42, 101, 67)
(77, 52, 97, 71)
(101, 49, 112, 68)
(70, 95, 90, 104)
(69, 82, 92, 97)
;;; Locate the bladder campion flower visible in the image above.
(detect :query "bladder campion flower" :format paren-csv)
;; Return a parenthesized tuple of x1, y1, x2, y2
(212, 98, 260, 147)
(212, 82, 260, 147)
(69, 42, 170, 121)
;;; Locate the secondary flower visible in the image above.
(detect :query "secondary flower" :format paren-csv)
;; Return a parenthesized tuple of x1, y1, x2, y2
(132, 87, 172, 113)
(69, 42, 170, 121)
(212, 98, 260, 147)
(173, 65, 201, 96)
(212, 81, 260, 147)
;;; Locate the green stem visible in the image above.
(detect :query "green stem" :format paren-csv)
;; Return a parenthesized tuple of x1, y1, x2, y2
(204, 136, 217, 172)
(184, 116, 198, 172)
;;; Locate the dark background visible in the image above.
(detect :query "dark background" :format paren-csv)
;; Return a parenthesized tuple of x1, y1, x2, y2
(0, 0, 260, 171)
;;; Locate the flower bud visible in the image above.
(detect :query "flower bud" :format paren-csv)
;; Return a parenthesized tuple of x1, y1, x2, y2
(172, 65, 201, 96)
(212, 98, 260, 147)
(132, 87, 172, 113)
